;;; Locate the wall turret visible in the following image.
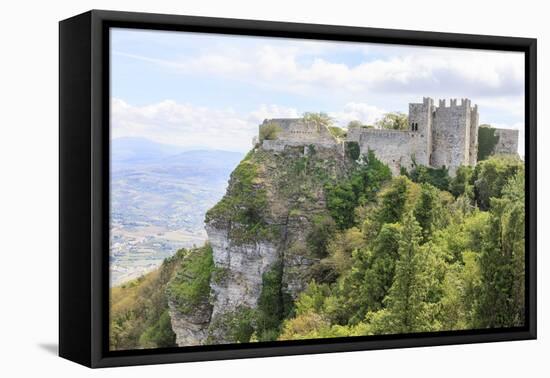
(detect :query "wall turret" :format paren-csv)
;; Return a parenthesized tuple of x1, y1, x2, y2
(431, 98, 477, 174)
(256, 97, 516, 177)
(408, 97, 434, 166)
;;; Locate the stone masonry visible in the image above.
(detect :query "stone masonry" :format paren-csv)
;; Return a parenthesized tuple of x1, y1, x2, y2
(259, 97, 519, 176)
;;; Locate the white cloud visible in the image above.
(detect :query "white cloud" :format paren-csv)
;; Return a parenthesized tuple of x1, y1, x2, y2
(114, 51, 252, 76)
(115, 43, 524, 99)
(247, 104, 300, 124)
(112, 99, 301, 152)
(112, 97, 524, 157)
(111, 98, 390, 151)
(329, 102, 387, 126)
(476, 96, 525, 119)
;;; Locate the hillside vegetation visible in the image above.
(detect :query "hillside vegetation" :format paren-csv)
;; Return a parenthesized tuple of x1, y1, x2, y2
(279, 154, 525, 338)
(110, 245, 213, 350)
(110, 148, 525, 348)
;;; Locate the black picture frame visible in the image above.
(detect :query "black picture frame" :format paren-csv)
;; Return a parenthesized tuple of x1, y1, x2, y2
(59, 9, 537, 368)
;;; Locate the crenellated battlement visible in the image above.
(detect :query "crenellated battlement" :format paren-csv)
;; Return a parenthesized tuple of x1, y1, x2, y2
(437, 98, 476, 110)
(258, 97, 518, 176)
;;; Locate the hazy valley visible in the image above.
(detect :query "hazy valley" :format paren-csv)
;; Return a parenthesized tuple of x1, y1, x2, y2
(110, 137, 244, 286)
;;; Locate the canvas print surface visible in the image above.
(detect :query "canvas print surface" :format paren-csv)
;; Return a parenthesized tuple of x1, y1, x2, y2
(109, 28, 526, 351)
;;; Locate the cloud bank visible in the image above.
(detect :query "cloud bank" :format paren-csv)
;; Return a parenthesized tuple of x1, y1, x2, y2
(114, 41, 524, 99)
(111, 98, 388, 152)
(111, 29, 525, 154)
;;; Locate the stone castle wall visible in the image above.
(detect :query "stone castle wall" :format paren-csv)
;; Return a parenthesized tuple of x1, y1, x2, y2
(431, 99, 474, 175)
(348, 128, 429, 175)
(494, 128, 519, 155)
(409, 97, 434, 158)
(469, 106, 480, 166)
(259, 98, 518, 176)
(261, 118, 337, 150)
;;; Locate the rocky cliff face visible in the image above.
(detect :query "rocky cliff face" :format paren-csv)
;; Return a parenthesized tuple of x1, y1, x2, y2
(168, 300, 211, 346)
(205, 225, 279, 343)
(169, 144, 351, 345)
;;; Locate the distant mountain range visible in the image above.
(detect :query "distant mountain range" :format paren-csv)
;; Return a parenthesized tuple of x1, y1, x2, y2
(111, 137, 244, 167)
(110, 137, 244, 286)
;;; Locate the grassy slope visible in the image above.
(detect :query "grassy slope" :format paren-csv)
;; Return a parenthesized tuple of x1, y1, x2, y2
(109, 250, 183, 350)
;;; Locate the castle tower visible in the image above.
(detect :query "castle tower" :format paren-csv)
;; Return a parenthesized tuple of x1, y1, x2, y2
(469, 104, 479, 165)
(408, 97, 434, 166)
(431, 98, 477, 175)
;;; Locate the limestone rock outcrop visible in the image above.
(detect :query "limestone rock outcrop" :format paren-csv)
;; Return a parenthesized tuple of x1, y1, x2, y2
(168, 300, 211, 346)
(205, 224, 279, 343)
(169, 143, 349, 346)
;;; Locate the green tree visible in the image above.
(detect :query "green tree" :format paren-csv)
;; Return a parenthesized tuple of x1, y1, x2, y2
(414, 183, 443, 242)
(371, 212, 440, 333)
(461, 250, 483, 327)
(303, 112, 332, 130)
(347, 120, 374, 129)
(376, 176, 410, 225)
(476, 170, 525, 327)
(407, 164, 450, 192)
(255, 263, 288, 341)
(139, 310, 177, 348)
(324, 227, 364, 276)
(109, 247, 187, 350)
(306, 214, 337, 258)
(473, 155, 523, 210)
(345, 141, 361, 161)
(325, 150, 391, 229)
(437, 263, 467, 330)
(341, 223, 402, 324)
(328, 126, 347, 139)
(259, 122, 283, 142)
(450, 165, 474, 198)
(360, 150, 392, 203)
(431, 211, 489, 263)
(375, 112, 409, 130)
(325, 181, 356, 229)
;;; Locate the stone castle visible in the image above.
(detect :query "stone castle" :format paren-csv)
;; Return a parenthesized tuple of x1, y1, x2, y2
(259, 97, 519, 175)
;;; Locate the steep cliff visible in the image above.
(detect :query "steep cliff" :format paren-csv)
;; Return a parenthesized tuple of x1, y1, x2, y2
(167, 143, 353, 345)
(166, 245, 214, 346)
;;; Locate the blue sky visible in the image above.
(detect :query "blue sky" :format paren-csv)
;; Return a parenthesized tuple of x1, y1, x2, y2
(111, 28, 525, 154)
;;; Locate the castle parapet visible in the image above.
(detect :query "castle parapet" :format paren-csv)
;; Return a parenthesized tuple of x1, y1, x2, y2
(493, 128, 520, 156)
(259, 118, 338, 152)
(256, 97, 519, 176)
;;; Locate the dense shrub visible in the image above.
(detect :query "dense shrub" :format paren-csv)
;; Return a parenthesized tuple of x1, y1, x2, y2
(477, 125, 500, 161)
(473, 155, 523, 210)
(259, 122, 282, 142)
(109, 249, 184, 350)
(326, 150, 391, 229)
(205, 154, 272, 244)
(167, 245, 214, 314)
(255, 263, 290, 341)
(306, 214, 337, 258)
(208, 306, 256, 344)
(406, 164, 450, 192)
(328, 126, 347, 139)
(139, 310, 176, 348)
(302, 112, 332, 128)
(345, 141, 361, 161)
(449, 165, 474, 198)
(375, 112, 409, 130)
